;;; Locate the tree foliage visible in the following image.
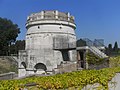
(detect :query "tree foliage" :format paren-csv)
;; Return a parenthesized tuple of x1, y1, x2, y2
(105, 44, 112, 55)
(0, 17, 20, 55)
(113, 41, 119, 53)
(10, 40, 25, 54)
(106, 42, 120, 56)
(108, 44, 112, 52)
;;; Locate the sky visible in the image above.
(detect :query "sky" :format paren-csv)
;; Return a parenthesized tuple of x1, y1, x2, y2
(0, 0, 120, 46)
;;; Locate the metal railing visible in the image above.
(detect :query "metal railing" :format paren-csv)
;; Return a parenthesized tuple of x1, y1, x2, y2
(82, 38, 105, 47)
(81, 38, 108, 58)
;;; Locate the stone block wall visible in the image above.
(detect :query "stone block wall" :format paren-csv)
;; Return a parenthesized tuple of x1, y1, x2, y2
(0, 72, 16, 80)
(53, 61, 77, 74)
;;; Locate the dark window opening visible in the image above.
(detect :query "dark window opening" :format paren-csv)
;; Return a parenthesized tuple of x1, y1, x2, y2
(61, 50, 69, 61)
(79, 51, 84, 68)
(59, 26, 62, 29)
(21, 62, 27, 69)
(38, 26, 40, 29)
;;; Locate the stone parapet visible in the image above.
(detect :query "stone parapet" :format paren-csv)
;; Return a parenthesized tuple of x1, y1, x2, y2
(26, 10, 75, 29)
(27, 10, 75, 23)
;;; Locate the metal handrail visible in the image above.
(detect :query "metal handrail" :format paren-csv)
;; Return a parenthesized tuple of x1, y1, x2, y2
(94, 39, 105, 47)
(81, 38, 107, 58)
(82, 38, 105, 47)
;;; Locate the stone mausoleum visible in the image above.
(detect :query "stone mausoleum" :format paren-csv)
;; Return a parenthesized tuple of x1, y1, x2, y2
(18, 10, 77, 77)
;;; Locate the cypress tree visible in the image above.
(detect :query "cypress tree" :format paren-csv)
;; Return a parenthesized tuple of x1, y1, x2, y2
(106, 44, 112, 55)
(113, 41, 119, 53)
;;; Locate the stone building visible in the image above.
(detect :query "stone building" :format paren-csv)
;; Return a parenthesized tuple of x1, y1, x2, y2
(18, 10, 77, 77)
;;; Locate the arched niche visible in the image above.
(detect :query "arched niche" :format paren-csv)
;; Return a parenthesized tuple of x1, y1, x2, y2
(34, 63, 47, 74)
(21, 62, 27, 69)
(34, 63, 47, 71)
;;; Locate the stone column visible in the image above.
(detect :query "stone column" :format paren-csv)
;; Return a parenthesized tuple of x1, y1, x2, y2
(77, 51, 81, 68)
(18, 67, 26, 77)
(41, 11, 44, 19)
(85, 50, 88, 69)
(55, 10, 58, 19)
(69, 50, 72, 61)
(67, 12, 70, 21)
(26, 68, 35, 75)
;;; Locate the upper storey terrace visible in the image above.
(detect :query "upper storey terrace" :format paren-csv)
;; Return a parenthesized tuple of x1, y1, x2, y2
(26, 10, 76, 29)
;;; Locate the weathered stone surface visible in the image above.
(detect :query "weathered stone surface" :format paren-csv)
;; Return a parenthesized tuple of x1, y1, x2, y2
(18, 10, 77, 77)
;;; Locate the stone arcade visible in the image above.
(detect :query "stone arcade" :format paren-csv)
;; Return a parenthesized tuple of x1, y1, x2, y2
(18, 10, 77, 77)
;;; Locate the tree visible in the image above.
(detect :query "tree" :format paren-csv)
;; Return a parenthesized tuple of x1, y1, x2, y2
(108, 44, 112, 51)
(10, 40, 25, 54)
(106, 44, 112, 55)
(0, 17, 20, 56)
(113, 41, 119, 53)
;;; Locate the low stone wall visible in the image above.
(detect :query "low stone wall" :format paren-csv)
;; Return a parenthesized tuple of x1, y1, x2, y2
(53, 61, 77, 74)
(0, 72, 17, 80)
(88, 58, 109, 70)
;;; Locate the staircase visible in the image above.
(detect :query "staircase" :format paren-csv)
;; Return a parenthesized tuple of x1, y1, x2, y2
(88, 46, 108, 58)
(82, 38, 108, 58)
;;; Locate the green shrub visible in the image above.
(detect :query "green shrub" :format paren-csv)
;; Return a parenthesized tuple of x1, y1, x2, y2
(0, 67, 120, 90)
(109, 56, 120, 67)
(86, 52, 105, 65)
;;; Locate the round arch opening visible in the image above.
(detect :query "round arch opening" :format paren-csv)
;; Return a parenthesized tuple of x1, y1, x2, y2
(34, 63, 47, 71)
(21, 62, 27, 69)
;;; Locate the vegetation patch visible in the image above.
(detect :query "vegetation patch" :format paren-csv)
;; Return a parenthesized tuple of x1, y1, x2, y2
(0, 57, 17, 74)
(109, 56, 120, 67)
(86, 52, 105, 65)
(0, 67, 120, 90)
